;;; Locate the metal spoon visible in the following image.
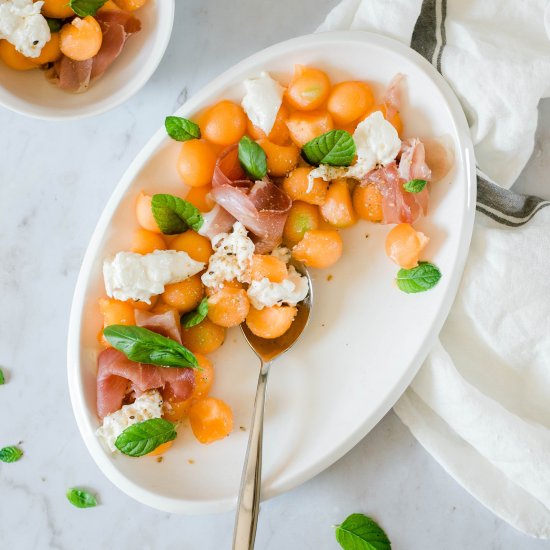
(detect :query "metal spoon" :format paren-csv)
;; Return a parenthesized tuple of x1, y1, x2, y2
(232, 261, 313, 550)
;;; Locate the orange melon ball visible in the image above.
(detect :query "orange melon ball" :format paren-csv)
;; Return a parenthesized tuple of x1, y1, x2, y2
(163, 398, 191, 422)
(282, 167, 328, 206)
(188, 397, 233, 444)
(32, 33, 62, 65)
(169, 230, 213, 264)
(192, 354, 215, 399)
(41, 0, 75, 18)
(247, 104, 290, 145)
(283, 201, 320, 246)
(353, 183, 383, 222)
(292, 230, 343, 269)
(185, 185, 215, 212)
(245, 305, 297, 339)
(146, 441, 173, 457)
(131, 228, 166, 255)
(320, 178, 357, 228)
(285, 110, 334, 148)
(285, 65, 331, 111)
(113, 0, 148, 10)
(59, 17, 103, 61)
(0, 40, 38, 70)
(257, 138, 300, 177)
(250, 254, 288, 283)
(162, 275, 204, 314)
(181, 317, 226, 355)
(202, 100, 246, 146)
(177, 139, 217, 187)
(385, 223, 429, 269)
(136, 192, 161, 233)
(207, 287, 250, 328)
(327, 81, 374, 126)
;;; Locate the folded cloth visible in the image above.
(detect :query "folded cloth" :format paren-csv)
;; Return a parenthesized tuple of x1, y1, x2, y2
(320, 0, 550, 538)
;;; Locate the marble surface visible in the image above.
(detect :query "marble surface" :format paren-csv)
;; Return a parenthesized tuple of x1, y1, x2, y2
(1, 1, 549, 548)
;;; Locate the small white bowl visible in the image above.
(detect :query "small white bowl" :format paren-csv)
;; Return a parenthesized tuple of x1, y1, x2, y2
(0, 0, 174, 120)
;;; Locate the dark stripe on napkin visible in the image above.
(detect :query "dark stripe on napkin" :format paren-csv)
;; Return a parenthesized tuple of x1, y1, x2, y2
(410, 0, 547, 226)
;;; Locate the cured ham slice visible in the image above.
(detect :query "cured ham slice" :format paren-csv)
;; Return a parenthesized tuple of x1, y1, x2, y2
(383, 73, 404, 120)
(210, 146, 291, 253)
(198, 204, 236, 241)
(45, 57, 93, 93)
(97, 348, 195, 419)
(46, 10, 141, 93)
(364, 162, 428, 224)
(398, 138, 432, 181)
(135, 309, 182, 344)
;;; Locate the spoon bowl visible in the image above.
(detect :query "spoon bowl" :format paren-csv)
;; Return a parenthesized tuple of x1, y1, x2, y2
(233, 260, 313, 549)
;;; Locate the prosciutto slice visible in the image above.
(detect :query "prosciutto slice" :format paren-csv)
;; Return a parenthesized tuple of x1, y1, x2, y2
(398, 138, 432, 181)
(364, 162, 428, 224)
(46, 10, 141, 93)
(383, 73, 404, 120)
(422, 137, 454, 183)
(135, 309, 182, 344)
(210, 145, 292, 253)
(96, 348, 195, 419)
(198, 204, 236, 241)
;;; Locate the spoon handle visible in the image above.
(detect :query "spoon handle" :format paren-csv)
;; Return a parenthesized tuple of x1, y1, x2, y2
(232, 362, 270, 550)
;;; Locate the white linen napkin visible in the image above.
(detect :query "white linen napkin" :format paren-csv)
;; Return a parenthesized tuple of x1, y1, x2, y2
(319, 0, 550, 538)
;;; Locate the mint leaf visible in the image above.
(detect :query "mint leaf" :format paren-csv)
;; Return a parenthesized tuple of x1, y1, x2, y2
(0, 446, 23, 463)
(165, 116, 201, 142)
(302, 130, 356, 166)
(0, 368, 4, 385)
(103, 325, 199, 369)
(403, 179, 428, 193)
(69, 0, 107, 17)
(238, 136, 267, 180)
(66, 488, 97, 508)
(115, 418, 177, 457)
(46, 18, 62, 33)
(335, 514, 391, 550)
(151, 194, 203, 235)
(181, 297, 209, 328)
(396, 261, 441, 293)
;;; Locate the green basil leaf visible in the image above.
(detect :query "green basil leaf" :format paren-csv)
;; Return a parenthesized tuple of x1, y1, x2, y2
(115, 418, 177, 457)
(335, 514, 391, 550)
(103, 325, 199, 369)
(69, 0, 107, 17)
(66, 488, 98, 508)
(181, 297, 209, 328)
(302, 130, 356, 167)
(403, 179, 428, 193)
(165, 116, 201, 142)
(151, 194, 203, 235)
(0, 368, 4, 385)
(238, 136, 267, 180)
(0, 446, 23, 463)
(46, 18, 62, 33)
(396, 261, 441, 294)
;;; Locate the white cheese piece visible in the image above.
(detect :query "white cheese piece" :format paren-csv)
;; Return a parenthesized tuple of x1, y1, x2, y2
(270, 246, 291, 263)
(0, 0, 50, 58)
(96, 390, 163, 453)
(241, 71, 284, 135)
(201, 222, 255, 289)
(103, 250, 204, 304)
(306, 111, 401, 190)
(247, 265, 309, 310)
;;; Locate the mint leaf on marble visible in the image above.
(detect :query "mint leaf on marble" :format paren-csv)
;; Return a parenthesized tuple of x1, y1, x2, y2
(403, 179, 428, 193)
(0, 446, 23, 463)
(165, 116, 201, 142)
(302, 130, 356, 167)
(181, 297, 209, 328)
(103, 325, 199, 369)
(69, 0, 107, 17)
(396, 262, 441, 294)
(238, 136, 267, 180)
(151, 194, 203, 235)
(66, 488, 98, 508)
(115, 418, 177, 457)
(0, 368, 4, 385)
(335, 513, 391, 550)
